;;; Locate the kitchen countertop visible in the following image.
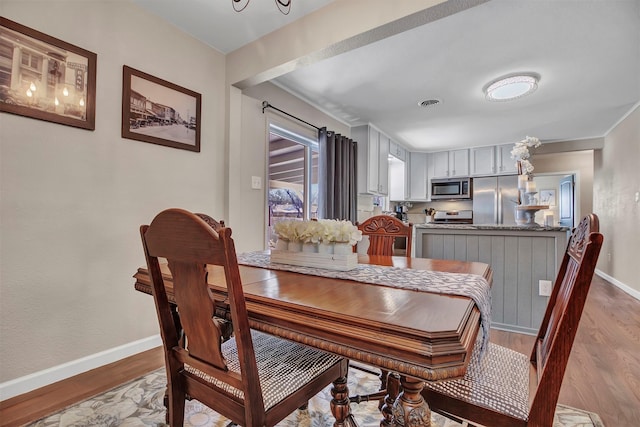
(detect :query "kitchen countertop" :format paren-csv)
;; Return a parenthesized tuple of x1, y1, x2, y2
(415, 223, 570, 232)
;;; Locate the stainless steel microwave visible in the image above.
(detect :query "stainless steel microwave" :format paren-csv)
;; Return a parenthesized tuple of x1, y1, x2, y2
(431, 177, 472, 200)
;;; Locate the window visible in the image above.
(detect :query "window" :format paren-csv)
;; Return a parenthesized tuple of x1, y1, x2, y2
(267, 122, 319, 247)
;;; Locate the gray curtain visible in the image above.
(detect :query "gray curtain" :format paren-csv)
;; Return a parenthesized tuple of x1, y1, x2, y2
(318, 127, 357, 221)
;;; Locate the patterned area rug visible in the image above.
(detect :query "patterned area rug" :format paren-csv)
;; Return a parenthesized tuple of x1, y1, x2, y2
(28, 367, 604, 427)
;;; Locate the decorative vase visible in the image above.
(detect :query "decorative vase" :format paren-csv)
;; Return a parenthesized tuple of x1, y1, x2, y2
(288, 241, 302, 252)
(302, 242, 318, 253)
(333, 242, 352, 255)
(275, 238, 289, 251)
(318, 242, 334, 255)
(515, 206, 528, 226)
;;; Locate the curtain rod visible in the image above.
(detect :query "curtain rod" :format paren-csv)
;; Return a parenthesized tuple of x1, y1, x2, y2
(261, 101, 320, 131)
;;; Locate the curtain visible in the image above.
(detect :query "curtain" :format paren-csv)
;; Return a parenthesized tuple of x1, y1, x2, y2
(318, 127, 357, 222)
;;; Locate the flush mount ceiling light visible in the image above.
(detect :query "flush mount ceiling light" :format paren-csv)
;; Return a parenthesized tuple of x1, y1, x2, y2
(233, 0, 291, 15)
(484, 73, 540, 101)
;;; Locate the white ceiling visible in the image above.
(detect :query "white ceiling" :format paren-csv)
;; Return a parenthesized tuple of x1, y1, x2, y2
(133, 0, 640, 152)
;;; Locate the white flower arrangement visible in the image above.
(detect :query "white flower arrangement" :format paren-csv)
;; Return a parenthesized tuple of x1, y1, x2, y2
(274, 219, 363, 246)
(510, 136, 541, 175)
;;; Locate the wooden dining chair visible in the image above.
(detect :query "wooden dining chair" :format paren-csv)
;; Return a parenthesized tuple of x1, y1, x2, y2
(351, 215, 413, 406)
(422, 214, 604, 427)
(356, 215, 413, 257)
(140, 208, 348, 427)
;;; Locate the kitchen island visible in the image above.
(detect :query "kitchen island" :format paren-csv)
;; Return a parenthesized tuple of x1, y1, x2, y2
(415, 223, 570, 334)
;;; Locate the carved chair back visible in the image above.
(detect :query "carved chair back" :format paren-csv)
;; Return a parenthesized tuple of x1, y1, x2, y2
(527, 213, 603, 425)
(423, 214, 603, 427)
(356, 215, 413, 257)
(140, 208, 346, 426)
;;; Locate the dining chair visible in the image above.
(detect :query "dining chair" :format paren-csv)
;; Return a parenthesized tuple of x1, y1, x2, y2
(356, 215, 413, 257)
(422, 213, 604, 427)
(140, 208, 348, 427)
(350, 214, 413, 407)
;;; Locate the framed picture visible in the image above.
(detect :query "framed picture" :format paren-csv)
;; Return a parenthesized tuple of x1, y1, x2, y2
(540, 189, 557, 206)
(0, 17, 97, 130)
(121, 66, 201, 152)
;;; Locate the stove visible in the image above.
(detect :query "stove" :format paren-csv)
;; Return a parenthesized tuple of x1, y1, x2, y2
(432, 209, 473, 224)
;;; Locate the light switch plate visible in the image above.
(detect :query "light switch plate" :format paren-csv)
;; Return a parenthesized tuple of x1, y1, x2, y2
(251, 176, 262, 190)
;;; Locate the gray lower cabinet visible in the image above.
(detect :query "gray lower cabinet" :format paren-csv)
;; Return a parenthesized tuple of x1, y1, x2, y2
(415, 226, 569, 335)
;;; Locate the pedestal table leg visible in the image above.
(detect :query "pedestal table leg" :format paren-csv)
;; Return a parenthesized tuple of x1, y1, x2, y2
(390, 376, 431, 427)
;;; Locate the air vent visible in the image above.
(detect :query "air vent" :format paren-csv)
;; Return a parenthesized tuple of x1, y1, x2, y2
(419, 99, 441, 108)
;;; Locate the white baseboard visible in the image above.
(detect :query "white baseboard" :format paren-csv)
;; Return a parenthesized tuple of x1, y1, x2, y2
(0, 334, 162, 401)
(596, 269, 640, 300)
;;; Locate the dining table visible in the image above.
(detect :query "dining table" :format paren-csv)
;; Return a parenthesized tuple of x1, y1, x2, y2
(133, 252, 493, 427)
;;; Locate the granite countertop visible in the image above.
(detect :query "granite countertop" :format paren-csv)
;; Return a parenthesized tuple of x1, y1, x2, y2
(415, 223, 570, 232)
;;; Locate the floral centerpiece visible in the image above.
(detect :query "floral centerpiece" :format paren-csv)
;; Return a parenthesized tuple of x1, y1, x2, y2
(271, 219, 362, 270)
(274, 219, 362, 248)
(510, 135, 541, 176)
(510, 136, 549, 226)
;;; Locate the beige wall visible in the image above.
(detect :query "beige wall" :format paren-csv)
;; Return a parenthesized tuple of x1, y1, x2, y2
(593, 105, 640, 292)
(0, 1, 226, 384)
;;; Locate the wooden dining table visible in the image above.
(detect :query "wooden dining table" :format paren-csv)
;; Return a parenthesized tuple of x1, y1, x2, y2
(133, 253, 492, 427)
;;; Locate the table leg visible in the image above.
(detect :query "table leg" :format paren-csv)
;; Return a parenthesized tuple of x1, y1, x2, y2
(390, 376, 431, 427)
(380, 372, 400, 426)
(331, 376, 358, 427)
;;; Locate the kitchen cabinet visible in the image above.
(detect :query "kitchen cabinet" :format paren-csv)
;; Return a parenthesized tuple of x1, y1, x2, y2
(496, 144, 518, 174)
(388, 156, 406, 201)
(431, 149, 469, 178)
(431, 151, 449, 178)
(471, 144, 518, 176)
(354, 124, 389, 195)
(407, 152, 428, 200)
(389, 140, 406, 161)
(470, 146, 496, 176)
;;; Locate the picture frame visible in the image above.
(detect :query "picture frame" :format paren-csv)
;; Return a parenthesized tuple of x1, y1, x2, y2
(539, 189, 557, 206)
(0, 17, 97, 130)
(121, 66, 201, 152)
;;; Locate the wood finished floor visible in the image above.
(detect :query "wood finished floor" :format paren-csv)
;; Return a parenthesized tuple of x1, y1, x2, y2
(1, 275, 638, 427)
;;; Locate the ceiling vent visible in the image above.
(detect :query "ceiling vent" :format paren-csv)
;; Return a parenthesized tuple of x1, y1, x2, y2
(419, 99, 441, 108)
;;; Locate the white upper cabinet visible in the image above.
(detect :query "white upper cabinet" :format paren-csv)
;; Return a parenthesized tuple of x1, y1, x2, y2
(431, 151, 449, 178)
(388, 157, 406, 201)
(378, 133, 390, 195)
(470, 146, 496, 176)
(471, 144, 518, 176)
(431, 149, 469, 178)
(496, 144, 518, 174)
(389, 140, 406, 161)
(450, 149, 469, 177)
(407, 152, 428, 201)
(354, 124, 389, 195)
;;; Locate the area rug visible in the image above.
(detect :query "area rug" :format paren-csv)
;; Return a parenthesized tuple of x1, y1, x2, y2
(28, 367, 604, 427)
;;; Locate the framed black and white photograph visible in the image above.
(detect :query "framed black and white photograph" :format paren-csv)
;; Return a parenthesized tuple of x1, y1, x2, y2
(540, 189, 557, 206)
(121, 65, 201, 152)
(0, 17, 97, 130)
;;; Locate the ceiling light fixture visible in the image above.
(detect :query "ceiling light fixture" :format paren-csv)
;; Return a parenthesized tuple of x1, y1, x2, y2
(232, 0, 291, 15)
(484, 73, 540, 101)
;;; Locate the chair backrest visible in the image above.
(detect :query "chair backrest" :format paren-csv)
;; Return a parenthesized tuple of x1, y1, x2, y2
(356, 215, 413, 257)
(140, 208, 264, 415)
(528, 214, 603, 425)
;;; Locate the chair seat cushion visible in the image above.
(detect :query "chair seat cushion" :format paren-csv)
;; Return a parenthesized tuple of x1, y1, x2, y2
(185, 330, 343, 410)
(424, 341, 531, 421)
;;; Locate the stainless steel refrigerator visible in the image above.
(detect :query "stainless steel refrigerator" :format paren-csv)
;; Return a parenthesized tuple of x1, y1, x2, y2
(472, 176, 520, 225)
